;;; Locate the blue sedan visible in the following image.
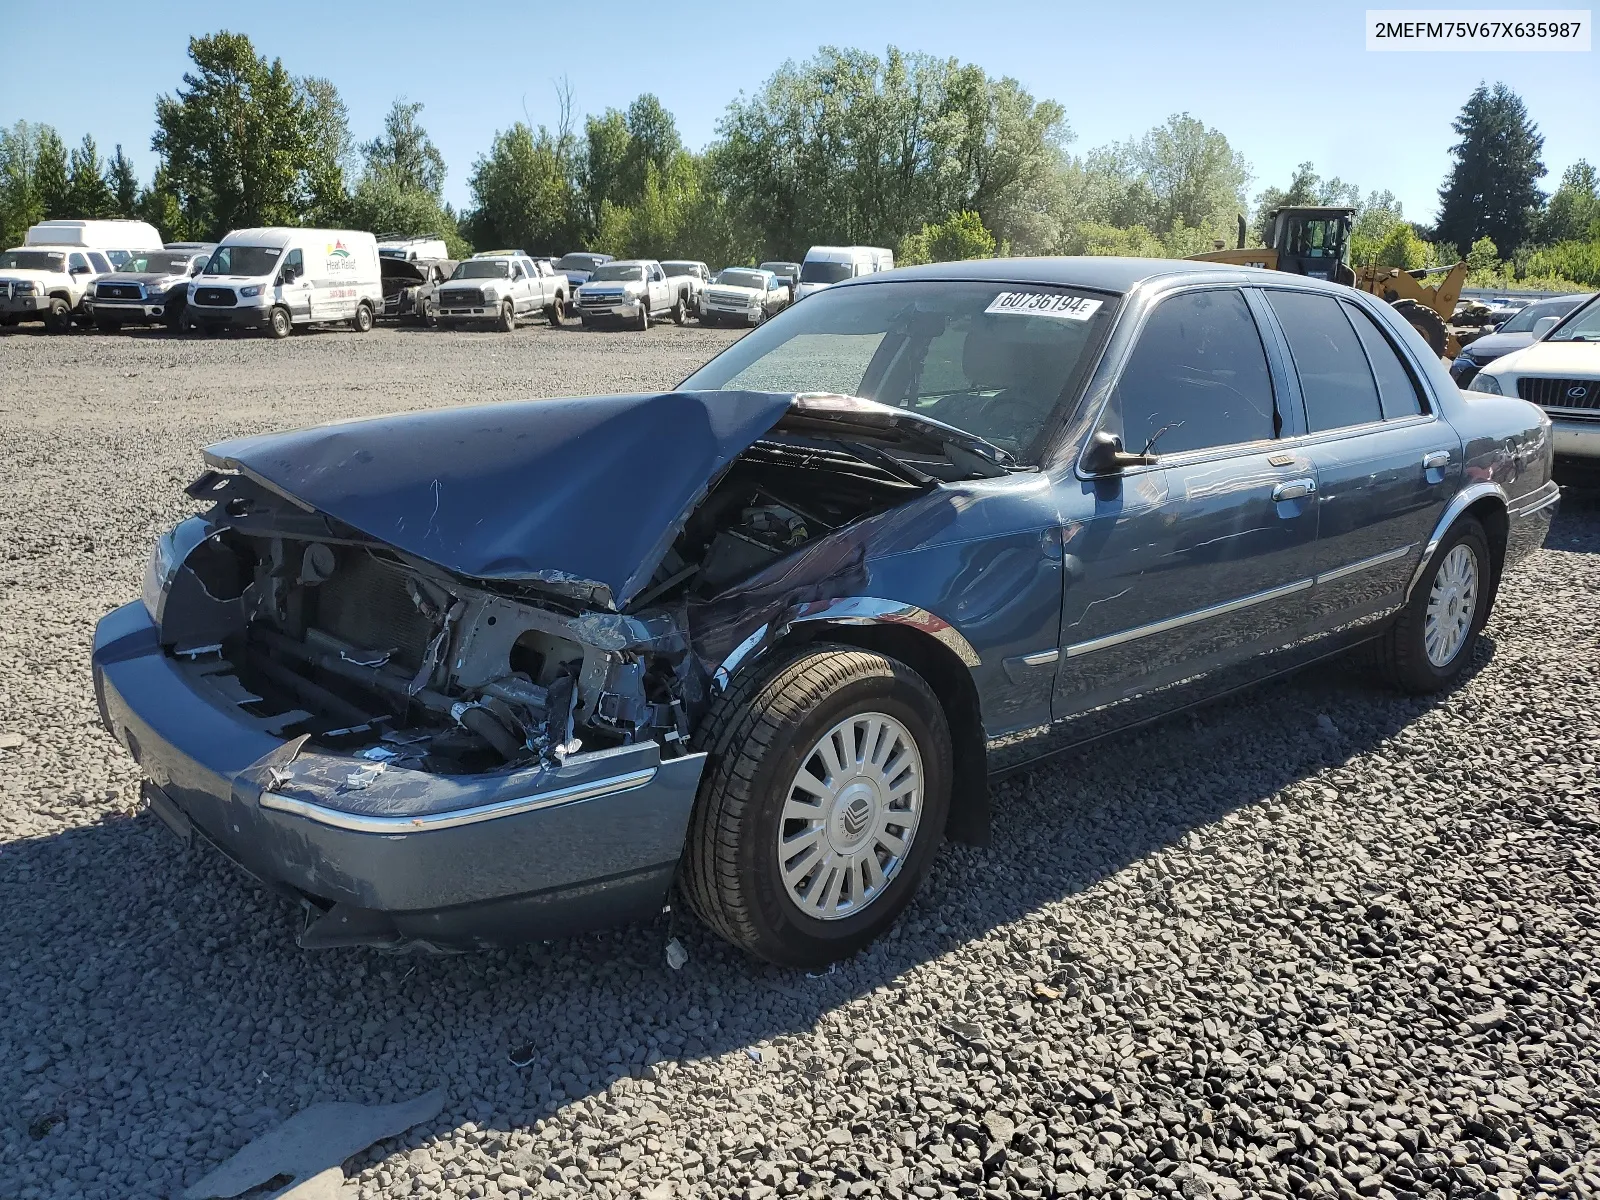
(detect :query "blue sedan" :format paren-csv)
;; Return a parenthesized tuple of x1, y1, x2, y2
(93, 258, 1558, 965)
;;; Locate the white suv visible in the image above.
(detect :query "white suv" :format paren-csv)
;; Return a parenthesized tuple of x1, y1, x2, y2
(0, 245, 110, 332)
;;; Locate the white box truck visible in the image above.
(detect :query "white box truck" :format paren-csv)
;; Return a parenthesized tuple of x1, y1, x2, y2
(185, 228, 382, 339)
(26, 219, 163, 268)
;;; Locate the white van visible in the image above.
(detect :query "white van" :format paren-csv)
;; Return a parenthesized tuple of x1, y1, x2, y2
(26, 219, 163, 268)
(794, 245, 895, 300)
(186, 228, 382, 339)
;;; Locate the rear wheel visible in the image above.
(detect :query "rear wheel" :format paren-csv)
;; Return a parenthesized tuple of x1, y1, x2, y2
(498, 300, 516, 333)
(682, 644, 952, 967)
(44, 299, 73, 333)
(547, 295, 566, 327)
(268, 306, 292, 340)
(351, 301, 374, 333)
(1371, 517, 1491, 692)
(671, 294, 687, 325)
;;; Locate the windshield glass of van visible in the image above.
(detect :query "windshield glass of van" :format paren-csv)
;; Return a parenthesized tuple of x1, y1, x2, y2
(1549, 296, 1600, 342)
(591, 263, 645, 282)
(452, 260, 509, 280)
(205, 246, 282, 277)
(682, 280, 1117, 462)
(119, 253, 193, 275)
(800, 260, 854, 284)
(0, 250, 66, 272)
(556, 254, 603, 271)
(715, 270, 767, 290)
(1500, 296, 1584, 333)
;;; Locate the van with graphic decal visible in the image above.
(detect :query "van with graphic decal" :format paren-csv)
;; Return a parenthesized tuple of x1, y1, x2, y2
(185, 228, 382, 340)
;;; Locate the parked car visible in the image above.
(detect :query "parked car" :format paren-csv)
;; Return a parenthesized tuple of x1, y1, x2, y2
(86, 246, 214, 333)
(575, 259, 686, 329)
(1469, 291, 1600, 481)
(380, 256, 457, 324)
(0, 244, 110, 332)
(434, 254, 567, 331)
(93, 258, 1557, 967)
(187, 229, 382, 339)
(1450, 292, 1594, 386)
(25, 218, 163, 269)
(377, 236, 449, 262)
(759, 260, 801, 300)
(661, 260, 712, 316)
(553, 251, 613, 292)
(794, 245, 894, 300)
(700, 267, 791, 326)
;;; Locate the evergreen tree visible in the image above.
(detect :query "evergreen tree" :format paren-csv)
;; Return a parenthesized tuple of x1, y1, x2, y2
(34, 127, 70, 219)
(1435, 82, 1545, 257)
(66, 134, 114, 217)
(108, 145, 141, 216)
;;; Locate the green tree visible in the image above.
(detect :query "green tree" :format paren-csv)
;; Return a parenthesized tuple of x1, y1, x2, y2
(1465, 234, 1503, 277)
(580, 108, 632, 230)
(1539, 160, 1598, 244)
(66, 134, 115, 218)
(1436, 82, 1545, 257)
(464, 122, 582, 254)
(899, 210, 996, 264)
(138, 167, 192, 243)
(108, 145, 141, 216)
(1374, 222, 1428, 270)
(1123, 114, 1251, 237)
(361, 99, 446, 198)
(35, 127, 70, 219)
(0, 122, 48, 246)
(620, 94, 682, 206)
(153, 31, 346, 236)
(1348, 189, 1406, 264)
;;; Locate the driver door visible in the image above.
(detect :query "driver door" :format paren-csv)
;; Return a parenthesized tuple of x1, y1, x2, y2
(649, 264, 669, 313)
(276, 249, 310, 321)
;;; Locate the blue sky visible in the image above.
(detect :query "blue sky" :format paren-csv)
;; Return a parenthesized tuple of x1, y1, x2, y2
(4, 1, 1592, 225)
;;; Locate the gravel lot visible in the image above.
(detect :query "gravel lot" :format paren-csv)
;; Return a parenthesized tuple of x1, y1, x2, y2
(1, 322, 1597, 1200)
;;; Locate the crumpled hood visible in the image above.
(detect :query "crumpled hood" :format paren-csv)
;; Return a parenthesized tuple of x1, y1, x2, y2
(203, 391, 797, 609)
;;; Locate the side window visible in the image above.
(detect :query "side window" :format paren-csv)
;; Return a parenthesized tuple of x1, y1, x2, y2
(1342, 302, 1426, 418)
(510, 263, 524, 280)
(1265, 290, 1382, 432)
(282, 249, 303, 279)
(87, 252, 112, 273)
(1110, 288, 1278, 456)
(68, 252, 89, 274)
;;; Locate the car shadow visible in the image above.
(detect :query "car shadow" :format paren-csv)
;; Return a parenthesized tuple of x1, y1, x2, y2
(1552, 484, 1600, 553)
(0, 636, 1502, 1190)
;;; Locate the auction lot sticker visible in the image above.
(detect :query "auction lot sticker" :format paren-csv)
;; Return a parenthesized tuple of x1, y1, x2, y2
(985, 292, 1103, 321)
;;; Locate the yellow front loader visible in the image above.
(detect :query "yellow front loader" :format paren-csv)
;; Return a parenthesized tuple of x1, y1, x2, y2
(1189, 207, 1468, 358)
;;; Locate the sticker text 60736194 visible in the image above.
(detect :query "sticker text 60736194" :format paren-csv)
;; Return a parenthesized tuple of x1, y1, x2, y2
(984, 292, 1103, 321)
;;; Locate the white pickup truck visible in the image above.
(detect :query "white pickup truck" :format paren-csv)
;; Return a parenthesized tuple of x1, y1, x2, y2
(661, 260, 711, 319)
(574, 259, 688, 330)
(0, 245, 110, 332)
(433, 254, 569, 331)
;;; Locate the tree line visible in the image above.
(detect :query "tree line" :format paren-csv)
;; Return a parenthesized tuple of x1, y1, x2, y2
(2, 32, 1596, 290)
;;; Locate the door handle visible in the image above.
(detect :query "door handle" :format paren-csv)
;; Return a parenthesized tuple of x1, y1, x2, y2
(1272, 478, 1317, 502)
(1422, 451, 1450, 470)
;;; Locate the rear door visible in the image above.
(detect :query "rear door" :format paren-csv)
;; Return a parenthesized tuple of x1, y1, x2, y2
(1053, 285, 1319, 723)
(1257, 288, 1456, 631)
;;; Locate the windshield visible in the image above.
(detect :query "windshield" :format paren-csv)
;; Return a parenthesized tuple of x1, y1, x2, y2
(661, 262, 697, 276)
(118, 252, 195, 275)
(556, 254, 605, 271)
(1548, 295, 1600, 342)
(452, 260, 510, 280)
(760, 263, 796, 276)
(1283, 216, 1349, 261)
(591, 263, 645, 282)
(0, 250, 66, 272)
(682, 280, 1117, 462)
(800, 260, 854, 284)
(715, 270, 768, 290)
(205, 245, 282, 277)
(1500, 295, 1586, 333)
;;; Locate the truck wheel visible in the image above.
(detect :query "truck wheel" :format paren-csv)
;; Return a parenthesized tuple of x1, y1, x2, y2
(1371, 517, 1492, 693)
(44, 299, 73, 333)
(165, 304, 186, 334)
(498, 300, 516, 333)
(671, 294, 687, 325)
(546, 296, 566, 327)
(636, 303, 650, 332)
(351, 301, 374, 333)
(681, 644, 952, 967)
(95, 318, 123, 334)
(268, 306, 292, 340)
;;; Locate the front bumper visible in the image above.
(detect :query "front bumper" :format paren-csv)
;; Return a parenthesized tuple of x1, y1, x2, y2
(189, 303, 271, 329)
(92, 300, 168, 321)
(1449, 356, 1483, 387)
(1505, 479, 1562, 567)
(0, 294, 48, 316)
(704, 304, 760, 325)
(578, 297, 641, 319)
(1550, 414, 1600, 461)
(92, 602, 706, 950)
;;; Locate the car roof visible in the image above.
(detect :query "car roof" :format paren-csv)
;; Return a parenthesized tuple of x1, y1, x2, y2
(831, 255, 1285, 295)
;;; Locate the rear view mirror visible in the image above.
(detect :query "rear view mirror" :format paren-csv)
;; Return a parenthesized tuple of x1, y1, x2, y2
(1082, 430, 1158, 475)
(1532, 315, 1559, 339)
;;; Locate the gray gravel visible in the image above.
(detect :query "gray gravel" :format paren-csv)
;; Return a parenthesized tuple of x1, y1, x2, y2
(2, 321, 1598, 1199)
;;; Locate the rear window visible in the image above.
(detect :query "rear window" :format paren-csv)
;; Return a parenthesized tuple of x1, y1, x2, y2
(1266, 290, 1384, 432)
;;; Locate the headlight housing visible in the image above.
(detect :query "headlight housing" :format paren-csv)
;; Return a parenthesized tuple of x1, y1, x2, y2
(240, 284, 264, 298)
(141, 518, 211, 624)
(1468, 373, 1502, 395)
(13, 280, 39, 295)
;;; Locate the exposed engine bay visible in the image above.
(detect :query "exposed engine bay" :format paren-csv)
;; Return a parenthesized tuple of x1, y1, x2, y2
(153, 412, 969, 777)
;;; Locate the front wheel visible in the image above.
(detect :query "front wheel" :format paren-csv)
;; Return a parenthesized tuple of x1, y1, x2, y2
(671, 295, 687, 325)
(498, 300, 515, 333)
(351, 301, 374, 333)
(268, 306, 292, 340)
(44, 299, 73, 333)
(636, 302, 650, 332)
(682, 645, 952, 967)
(1371, 517, 1491, 692)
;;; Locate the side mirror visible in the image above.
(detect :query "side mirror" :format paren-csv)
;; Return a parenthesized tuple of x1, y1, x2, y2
(1082, 430, 1158, 476)
(1532, 315, 1560, 339)
(70, 264, 90, 276)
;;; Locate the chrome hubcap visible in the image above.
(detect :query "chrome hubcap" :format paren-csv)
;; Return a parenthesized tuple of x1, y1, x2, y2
(1424, 543, 1478, 667)
(778, 711, 923, 921)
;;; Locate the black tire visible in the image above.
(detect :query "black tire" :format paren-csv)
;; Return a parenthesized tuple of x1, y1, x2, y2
(547, 295, 566, 327)
(681, 644, 953, 967)
(44, 299, 73, 333)
(95, 318, 122, 334)
(165, 304, 186, 334)
(671, 294, 687, 325)
(636, 302, 650, 332)
(351, 301, 374, 333)
(1371, 517, 1492, 693)
(498, 300, 515, 333)
(1392, 299, 1448, 359)
(268, 306, 292, 340)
